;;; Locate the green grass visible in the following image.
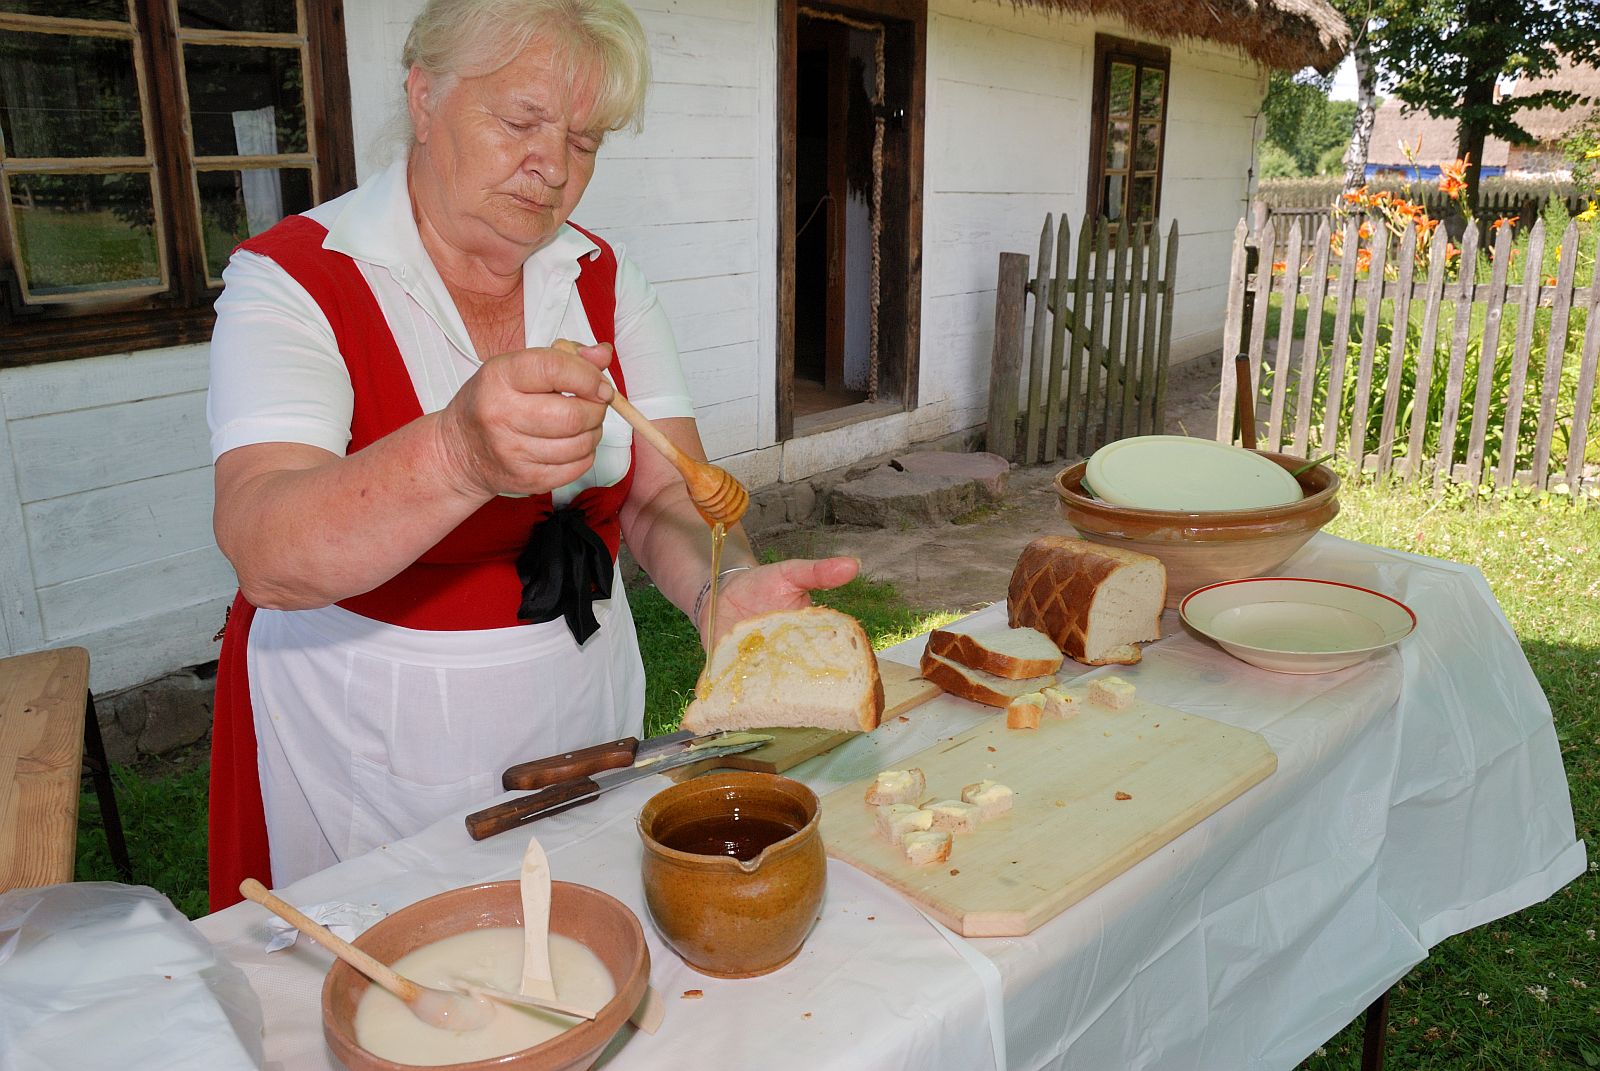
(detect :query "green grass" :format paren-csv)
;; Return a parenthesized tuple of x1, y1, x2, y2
(1298, 473, 1600, 1071)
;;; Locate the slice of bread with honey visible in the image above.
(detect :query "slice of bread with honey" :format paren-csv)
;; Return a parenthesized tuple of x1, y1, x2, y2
(681, 606, 885, 733)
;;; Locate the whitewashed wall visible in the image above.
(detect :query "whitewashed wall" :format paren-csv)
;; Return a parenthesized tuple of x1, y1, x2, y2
(0, 0, 1266, 691)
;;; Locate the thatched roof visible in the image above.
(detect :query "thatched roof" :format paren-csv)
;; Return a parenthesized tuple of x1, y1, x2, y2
(1506, 57, 1600, 143)
(1368, 98, 1511, 168)
(1012, 0, 1349, 73)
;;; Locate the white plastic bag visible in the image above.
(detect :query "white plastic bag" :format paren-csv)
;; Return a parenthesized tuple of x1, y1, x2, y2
(0, 882, 263, 1071)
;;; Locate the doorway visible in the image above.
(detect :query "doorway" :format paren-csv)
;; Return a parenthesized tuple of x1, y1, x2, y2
(778, 0, 925, 438)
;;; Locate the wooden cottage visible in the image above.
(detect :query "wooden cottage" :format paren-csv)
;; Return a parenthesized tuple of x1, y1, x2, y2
(0, 0, 1345, 693)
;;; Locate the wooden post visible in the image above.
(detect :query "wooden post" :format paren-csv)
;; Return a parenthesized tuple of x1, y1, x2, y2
(1349, 222, 1388, 471)
(1216, 218, 1250, 440)
(1565, 271, 1600, 493)
(1435, 224, 1481, 491)
(1064, 215, 1093, 457)
(1044, 217, 1072, 461)
(1292, 219, 1332, 456)
(1023, 215, 1055, 463)
(1497, 220, 1546, 487)
(1405, 228, 1449, 483)
(986, 252, 1030, 461)
(1104, 221, 1130, 443)
(1267, 220, 1303, 453)
(1531, 221, 1580, 488)
(1154, 221, 1178, 434)
(1121, 222, 1147, 438)
(1139, 223, 1163, 436)
(1322, 215, 1362, 456)
(1376, 226, 1417, 479)
(1465, 223, 1513, 487)
(1084, 222, 1111, 451)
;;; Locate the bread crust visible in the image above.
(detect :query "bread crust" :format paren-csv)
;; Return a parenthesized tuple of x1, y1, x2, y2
(918, 651, 1054, 708)
(1007, 536, 1165, 665)
(924, 627, 1063, 679)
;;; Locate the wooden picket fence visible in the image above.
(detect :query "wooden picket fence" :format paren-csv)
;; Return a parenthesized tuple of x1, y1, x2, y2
(987, 214, 1179, 464)
(1218, 213, 1600, 496)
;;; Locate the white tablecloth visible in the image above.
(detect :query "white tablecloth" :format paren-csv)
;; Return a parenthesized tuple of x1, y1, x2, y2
(196, 534, 1587, 1070)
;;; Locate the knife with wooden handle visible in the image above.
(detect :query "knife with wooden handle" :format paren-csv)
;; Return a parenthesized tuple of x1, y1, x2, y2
(469, 737, 767, 840)
(502, 730, 703, 790)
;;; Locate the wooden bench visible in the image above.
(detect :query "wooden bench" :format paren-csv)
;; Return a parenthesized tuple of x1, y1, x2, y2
(0, 647, 132, 891)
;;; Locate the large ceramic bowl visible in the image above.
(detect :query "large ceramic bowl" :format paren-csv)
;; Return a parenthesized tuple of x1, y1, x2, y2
(1056, 451, 1340, 607)
(322, 881, 649, 1071)
(638, 771, 825, 979)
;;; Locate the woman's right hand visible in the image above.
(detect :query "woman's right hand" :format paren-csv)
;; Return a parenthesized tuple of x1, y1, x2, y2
(438, 342, 616, 497)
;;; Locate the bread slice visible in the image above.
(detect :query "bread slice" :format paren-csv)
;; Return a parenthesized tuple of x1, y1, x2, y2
(682, 607, 885, 733)
(923, 625, 1063, 680)
(902, 829, 953, 866)
(919, 651, 1057, 708)
(961, 780, 1014, 820)
(1005, 692, 1044, 730)
(864, 768, 925, 806)
(1007, 537, 1165, 665)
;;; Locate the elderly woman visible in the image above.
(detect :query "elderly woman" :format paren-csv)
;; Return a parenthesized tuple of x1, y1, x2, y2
(205, 0, 855, 909)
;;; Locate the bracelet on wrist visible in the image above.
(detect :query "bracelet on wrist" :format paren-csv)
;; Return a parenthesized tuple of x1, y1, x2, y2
(693, 565, 754, 625)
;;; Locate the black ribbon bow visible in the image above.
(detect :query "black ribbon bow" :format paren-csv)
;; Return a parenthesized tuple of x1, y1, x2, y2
(516, 506, 613, 645)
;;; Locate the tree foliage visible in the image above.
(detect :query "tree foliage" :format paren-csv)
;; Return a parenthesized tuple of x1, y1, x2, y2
(1262, 71, 1360, 176)
(1373, 0, 1600, 200)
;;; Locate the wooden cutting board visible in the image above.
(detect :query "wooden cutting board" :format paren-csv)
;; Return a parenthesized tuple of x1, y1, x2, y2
(667, 658, 938, 781)
(819, 687, 1277, 936)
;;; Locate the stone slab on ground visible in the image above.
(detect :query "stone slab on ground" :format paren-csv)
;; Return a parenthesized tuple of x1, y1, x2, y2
(830, 467, 979, 528)
(889, 451, 1010, 500)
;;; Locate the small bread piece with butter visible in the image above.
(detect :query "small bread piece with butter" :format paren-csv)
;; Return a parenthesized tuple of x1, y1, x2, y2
(1089, 675, 1137, 710)
(864, 767, 925, 806)
(961, 780, 1015, 820)
(902, 829, 953, 866)
(875, 803, 934, 845)
(1041, 686, 1080, 719)
(925, 799, 980, 834)
(1005, 692, 1044, 730)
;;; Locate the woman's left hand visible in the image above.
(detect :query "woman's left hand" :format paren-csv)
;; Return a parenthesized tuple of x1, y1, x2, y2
(702, 557, 860, 647)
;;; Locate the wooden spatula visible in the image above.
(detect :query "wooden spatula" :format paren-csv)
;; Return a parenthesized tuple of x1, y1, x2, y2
(519, 833, 556, 1001)
(240, 879, 494, 1031)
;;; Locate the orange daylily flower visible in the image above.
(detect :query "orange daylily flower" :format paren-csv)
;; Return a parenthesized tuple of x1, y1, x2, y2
(1489, 215, 1518, 231)
(1358, 221, 1374, 240)
(1445, 242, 1461, 260)
(1439, 155, 1470, 198)
(1356, 248, 1373, 272)
(1544, 275, 1558, 287)
(1272, 261, 1288, 273)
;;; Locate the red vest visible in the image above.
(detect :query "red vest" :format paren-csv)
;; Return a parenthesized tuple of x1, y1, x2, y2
(207, 216, 633, 910)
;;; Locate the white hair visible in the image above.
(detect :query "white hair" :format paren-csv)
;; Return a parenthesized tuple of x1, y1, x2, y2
(402, 0, 650, 133)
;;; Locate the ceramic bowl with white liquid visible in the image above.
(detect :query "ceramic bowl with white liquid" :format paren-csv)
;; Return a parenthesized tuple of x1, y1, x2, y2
(1180, 577, 1416, 674)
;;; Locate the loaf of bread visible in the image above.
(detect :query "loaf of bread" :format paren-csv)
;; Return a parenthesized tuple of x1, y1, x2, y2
(918, 652, 1057, 708)
(923, 625, 1062, 680)
(682, 607, 884, 733)
(1007, 537, 1165, 665)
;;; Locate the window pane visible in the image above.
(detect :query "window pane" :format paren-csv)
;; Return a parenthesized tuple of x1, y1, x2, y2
(1103, 175, 1124, 222)
(1106, 62, 1134, 118)
(0, 0, 127, 19)
(1135, 121, 1161, 171)
(184, 44, 306, 157)
(197, 167, 312, 279)
(0, 31, 145, 158)
(1105, 119, 1130, 171)
(1131, 176, 1157, 221)
(1139, 68, 1166, 120)
(177, 0, 297, 33)
(10, 172, 160, 296)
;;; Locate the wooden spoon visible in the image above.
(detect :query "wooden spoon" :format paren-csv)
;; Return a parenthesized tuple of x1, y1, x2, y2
(550, 337, 748, 527)
(608, 392, 749, 527)
(451, 980, 599, 1021)
(239, 879, 495, 1032)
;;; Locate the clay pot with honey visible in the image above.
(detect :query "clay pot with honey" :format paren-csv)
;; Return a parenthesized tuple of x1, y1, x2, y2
(637, 772, 825, 978)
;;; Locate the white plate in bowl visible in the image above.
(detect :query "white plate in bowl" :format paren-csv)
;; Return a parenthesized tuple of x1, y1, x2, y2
(1180, 577, 1416, 674)
(1086, 435, 1304, 511)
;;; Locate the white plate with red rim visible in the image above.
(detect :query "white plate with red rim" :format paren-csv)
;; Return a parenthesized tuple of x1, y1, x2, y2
(1179, 577, 1417, 674)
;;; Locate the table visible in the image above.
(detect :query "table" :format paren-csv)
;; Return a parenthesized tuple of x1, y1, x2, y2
(197, 534, 1587, 1070)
